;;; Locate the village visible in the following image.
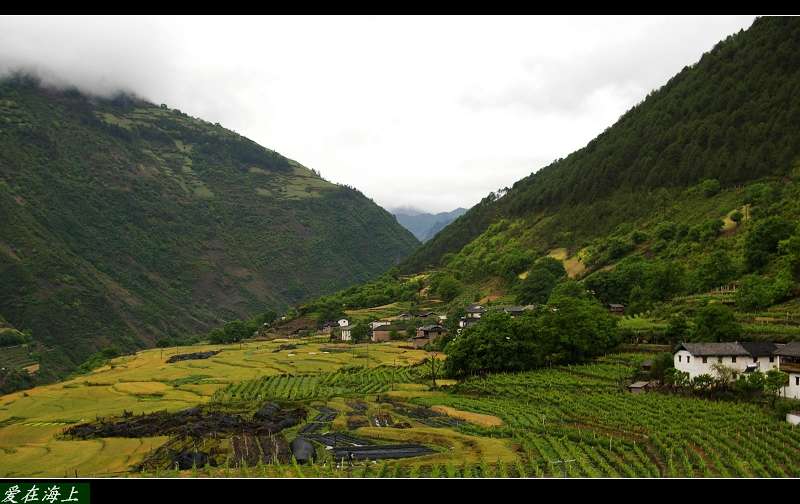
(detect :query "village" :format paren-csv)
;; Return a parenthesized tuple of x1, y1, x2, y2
(312, 301, 800, 414)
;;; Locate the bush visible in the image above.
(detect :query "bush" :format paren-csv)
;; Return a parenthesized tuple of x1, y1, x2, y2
(692, 303, 741, 342)
(745, 216, 795, 271)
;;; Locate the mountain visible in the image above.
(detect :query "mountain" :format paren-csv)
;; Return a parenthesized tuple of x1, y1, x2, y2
(0, 75, 419, 375)
(299, 16, 800, 342)
(400, 16, 800, 274)
(393, 208, 467, 242)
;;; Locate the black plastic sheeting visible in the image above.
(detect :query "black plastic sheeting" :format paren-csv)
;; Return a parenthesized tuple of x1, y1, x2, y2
(290, 437, 317, 464)
(166, 351, 221, 363)
(331, 444, 435, 461)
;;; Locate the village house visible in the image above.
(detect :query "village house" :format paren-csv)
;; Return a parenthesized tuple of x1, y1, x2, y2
(396, 312, 413, 321)
(459, 304, 485, 328)
(415, 311, 436, 319)
(337, 318, 350, 327)
(673, 342, 780, 379)
(369, 320, 391, 330)
(500, 305, 530, 317)
(339, 325, 353, 342)
(775, 341, 800, 400)
(320, 321, 336, 335)
(608, 303, 626, 315)
(371, 324, 405, 343)
(412, 324, 447, 348)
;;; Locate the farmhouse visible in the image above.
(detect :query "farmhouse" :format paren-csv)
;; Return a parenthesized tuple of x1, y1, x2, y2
(337, 318, 350, 327)
(396, 312, 413, 321)
(415, 311, 436, 319)
(339, 325, 354, 342)
(775, 341, 800, 400)
(459, 304, 485, 328)
(320, 321, 336, 335)
(371, 324, 405, 343)
(608, 303, 626, 314)
(370, 320, 391, 330)
(412, 325, 447, 348)
(673, 342, 780, 379)
(501, 305, 529, 317)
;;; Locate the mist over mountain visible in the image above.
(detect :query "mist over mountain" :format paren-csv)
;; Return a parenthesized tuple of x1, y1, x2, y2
(392, 207, 467, 242)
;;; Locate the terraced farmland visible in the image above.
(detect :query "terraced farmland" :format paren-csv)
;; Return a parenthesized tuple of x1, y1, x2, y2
(3, 343, 799, 478)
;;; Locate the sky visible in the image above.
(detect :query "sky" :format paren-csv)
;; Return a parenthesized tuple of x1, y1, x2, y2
(0, 15, 757, 213)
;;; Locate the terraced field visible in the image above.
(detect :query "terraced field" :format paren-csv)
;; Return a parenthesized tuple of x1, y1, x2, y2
(0, 339, 428, 477)
(2, 344, 799, 478)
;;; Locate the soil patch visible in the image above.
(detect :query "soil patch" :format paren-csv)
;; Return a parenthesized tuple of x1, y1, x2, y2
(65, 404, 306, 439)
(166, 351, 221, 363)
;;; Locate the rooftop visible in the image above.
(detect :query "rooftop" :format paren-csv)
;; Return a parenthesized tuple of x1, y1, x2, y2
(775, 341, 800, 357)
(676, 341, 779, 357)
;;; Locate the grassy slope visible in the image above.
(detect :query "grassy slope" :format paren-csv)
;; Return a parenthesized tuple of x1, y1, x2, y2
(0, 79, 419, 372)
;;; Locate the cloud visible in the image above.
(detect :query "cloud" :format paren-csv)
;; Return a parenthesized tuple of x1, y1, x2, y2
(0, 15, 756, 213)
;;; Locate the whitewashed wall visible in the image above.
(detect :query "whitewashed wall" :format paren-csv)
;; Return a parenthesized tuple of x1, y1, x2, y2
(674, 350, 779, 379)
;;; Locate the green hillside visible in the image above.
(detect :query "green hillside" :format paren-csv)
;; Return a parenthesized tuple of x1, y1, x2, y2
(401, 16, 800, 273)
(0, 75, 419, 375)
(297, 16, 800, 346)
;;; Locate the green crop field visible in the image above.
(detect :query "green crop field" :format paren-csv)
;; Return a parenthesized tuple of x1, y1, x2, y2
(2, 343, 799, 478)
(0, 338, 429, 477)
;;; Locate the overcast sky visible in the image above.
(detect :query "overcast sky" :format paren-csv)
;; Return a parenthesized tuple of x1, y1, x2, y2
(0, 15, 756, 213)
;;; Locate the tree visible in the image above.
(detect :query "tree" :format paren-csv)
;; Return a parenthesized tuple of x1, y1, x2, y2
(692, 303, 741, 342)
(443, 312, 543, 377)
(691, 374, 715, 394)
(765, 369, 789, 407)
(664, 315, 689, 344)
(735, 274, 774, 311)
(649, 352, 674, 381)
(745, 216, 795, 271)
(693, 250, 737, 292)
(711, 363, 739, 390)
(350, 324, 370, 343)
(699, 178, 721, 197)
(515, 268, 557, 305)
(435, 275, 463, 302)
(222, 320, 250, 343)
(538, 296, 620, 364)
(735, 371, 766, 399)
(532, 257, 567, 279)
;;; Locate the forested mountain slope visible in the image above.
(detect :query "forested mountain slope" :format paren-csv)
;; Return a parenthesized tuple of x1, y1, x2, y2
(401, 16, 800, 273)
(0, 75, 419, 374)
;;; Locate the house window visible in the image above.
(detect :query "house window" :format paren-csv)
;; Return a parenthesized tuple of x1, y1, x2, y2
(796, 377, 799, 386)
(678, 355, 682, 363)
(769, 356, 775, 363)
(753, 357, 758, 363)
(718, 357, 723, 364)
(732, 356, 736, 363)
(687, 356, 690, 364)
(702, 357, 707, 364)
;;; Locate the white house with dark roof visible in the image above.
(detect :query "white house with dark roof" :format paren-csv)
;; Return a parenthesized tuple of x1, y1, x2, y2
(459, 304, 486, 328)
(674, 342, 780, 379)
(775, 341, 800, 399)
(339, 325, 353, 341)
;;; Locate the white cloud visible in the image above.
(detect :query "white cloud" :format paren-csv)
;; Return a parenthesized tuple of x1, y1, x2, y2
(0, 15, 755, 212)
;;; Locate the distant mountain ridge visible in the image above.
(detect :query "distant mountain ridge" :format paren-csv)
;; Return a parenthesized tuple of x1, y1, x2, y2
(393, 208, 467, 242)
